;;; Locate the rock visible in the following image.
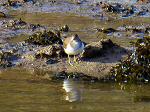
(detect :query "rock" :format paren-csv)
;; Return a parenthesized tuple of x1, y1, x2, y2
(30, 24, 42, 31)
(59, 25, 69, 32)
(25, 30, 63, 45)
(5, 0, 35, 7)
(22, 52, 36, 61)
(102, 28, 117, 34)
(137, 9, 149, 16)
(8, 0, 35, 4)
(74, 0, 82, 4)
(83, 41, 102, 58)
(52, 71, 99, 81)
(0, 60, 13, 68)
(83, 39, 116, 58)
(8, 0, 24, 3)
(110, 36, 150, 83)
(46, 59, 58, 64)
(3, 18, 27, 29)
(0, 12, 6, 18)
(35, 44, 65, 59)
(122, 7, 134, 17)
(99, 2, 138, 18)
(99, 2, 123, 13)
(7, 0, 22, 7)
(0, 51, 15, 68)
(145, 27, 150, 35)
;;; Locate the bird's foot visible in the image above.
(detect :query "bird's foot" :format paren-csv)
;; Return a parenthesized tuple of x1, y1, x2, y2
(75, 55, 82, 64)
(74, 60, 79, 64)
(68, 61, 74, 66)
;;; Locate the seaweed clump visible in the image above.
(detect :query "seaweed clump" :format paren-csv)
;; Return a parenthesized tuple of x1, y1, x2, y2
(59, 25, 69, 32)
(3, 18, 27, 29)
(0, 12, 6, 18)
(35, 44, 65, 59)
(2, 0, 35, 7)
(110, 36, 150, 83)
(0, 51, 14, 68)
(98, 2, 149, 18)
(52, 71, 98, 82)
(99, 2, 135, 16)
(25, 30, 63, 45)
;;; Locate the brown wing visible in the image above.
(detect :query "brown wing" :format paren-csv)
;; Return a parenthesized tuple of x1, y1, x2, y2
(63, 37, 72, 49)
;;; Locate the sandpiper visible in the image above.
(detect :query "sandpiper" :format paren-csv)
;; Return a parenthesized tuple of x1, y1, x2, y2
(63, 34, 84, 65)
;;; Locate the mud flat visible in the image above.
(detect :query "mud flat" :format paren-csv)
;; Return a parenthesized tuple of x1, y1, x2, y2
(0, 0, 150, 81)
(20, 39, 127, 79)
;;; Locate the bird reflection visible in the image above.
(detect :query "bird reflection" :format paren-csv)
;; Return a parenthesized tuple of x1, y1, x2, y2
(62, 79, 81, 102)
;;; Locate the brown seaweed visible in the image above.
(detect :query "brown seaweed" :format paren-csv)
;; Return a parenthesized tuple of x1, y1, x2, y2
(110, 36, 150, 83)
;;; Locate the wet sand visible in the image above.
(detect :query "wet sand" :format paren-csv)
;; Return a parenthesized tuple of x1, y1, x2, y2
(0, 0, 150, 79)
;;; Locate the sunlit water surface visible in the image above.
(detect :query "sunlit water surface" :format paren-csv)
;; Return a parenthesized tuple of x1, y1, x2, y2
(0, 69, 150, 112)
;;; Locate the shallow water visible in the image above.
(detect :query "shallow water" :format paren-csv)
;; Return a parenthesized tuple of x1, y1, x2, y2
(0, 69, 150, 112)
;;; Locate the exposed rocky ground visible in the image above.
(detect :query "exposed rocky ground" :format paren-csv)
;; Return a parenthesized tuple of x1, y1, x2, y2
(110, 36, 150, 83)
(0, 0, 150, 82)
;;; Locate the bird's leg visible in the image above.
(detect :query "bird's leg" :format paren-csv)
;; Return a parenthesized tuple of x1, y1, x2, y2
(73, 55, 76, 63)
(76, 52, 83, 63)
(74, 55, 79, 64)
(68, 55, 73, 66)
(68, 54, 71, 63)
(80, 50, 85, 57)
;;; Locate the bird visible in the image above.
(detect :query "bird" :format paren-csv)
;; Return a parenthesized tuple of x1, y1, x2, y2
(63, 34, 85, 65)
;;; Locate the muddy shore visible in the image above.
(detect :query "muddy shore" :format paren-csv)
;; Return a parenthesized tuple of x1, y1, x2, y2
(0, 0, 150, 80)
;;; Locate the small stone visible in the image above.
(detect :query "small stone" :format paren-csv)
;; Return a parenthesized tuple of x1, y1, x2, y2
(0, 12, 6, 18)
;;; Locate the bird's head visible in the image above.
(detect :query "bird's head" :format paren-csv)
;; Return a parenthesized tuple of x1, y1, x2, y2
(71, 34, 80, 42)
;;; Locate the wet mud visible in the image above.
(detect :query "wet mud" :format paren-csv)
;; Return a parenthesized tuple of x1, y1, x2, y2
(0, 0, 150, 82)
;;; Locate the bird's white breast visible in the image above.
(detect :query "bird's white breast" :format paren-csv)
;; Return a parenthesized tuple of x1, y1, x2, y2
(64, 42, 84, 55)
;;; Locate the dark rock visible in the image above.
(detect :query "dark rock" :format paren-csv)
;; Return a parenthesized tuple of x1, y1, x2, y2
(122, 8, 134, 17)
(52, 71, 99, 82)
(2, 0, 35, 7)
(35, 44, 65, 59)
(101, 39, 115, 49)
(137, 9, 149, 16)
(3, 18, 27, 29)
(145, 27, 150, 34)
(110, 36, 150, 83)
(46, 59, 58, 64)
(0, 12, 6, 18)
(8, 0, 22, 7)
(54, 71, 68, 80)
(0, 51, 16, 69)
(59, 25, 69, 32)
(102, 28, 117, 34)
(30, 24, 41, 31)
(100, 2, 125, 13)
(74, 0, 82, 4)
(83, 39, 116, 58)
(25, 30, 63, 45)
